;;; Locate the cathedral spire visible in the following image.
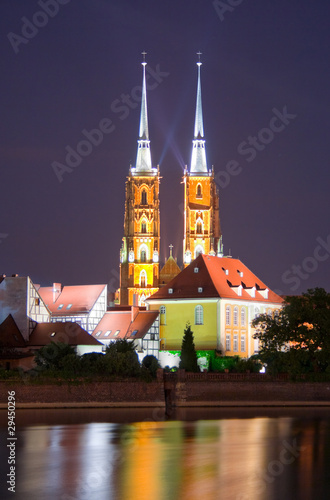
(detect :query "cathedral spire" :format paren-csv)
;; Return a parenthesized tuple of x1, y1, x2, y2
(190, 53, 208, 174)
(135, 52, 152, 172)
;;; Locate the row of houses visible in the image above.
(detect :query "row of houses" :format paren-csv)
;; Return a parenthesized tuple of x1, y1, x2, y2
(0, 254, 283, 371)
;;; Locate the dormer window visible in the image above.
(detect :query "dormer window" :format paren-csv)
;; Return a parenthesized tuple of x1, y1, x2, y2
(168, 288, 173, 294)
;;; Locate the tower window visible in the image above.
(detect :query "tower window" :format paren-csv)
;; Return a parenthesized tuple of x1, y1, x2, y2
(196, 222, 203, 234)
(141, 250, 146, 262)
(196, 184, 202, 198)
(195, 305, 203, 325)
(140, 270, 147, 287)
(141, 190, 147, 205)
(141, 222, 147, 233)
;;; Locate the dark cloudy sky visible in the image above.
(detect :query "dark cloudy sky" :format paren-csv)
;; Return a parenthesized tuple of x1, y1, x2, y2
(0, 0, 329, 296)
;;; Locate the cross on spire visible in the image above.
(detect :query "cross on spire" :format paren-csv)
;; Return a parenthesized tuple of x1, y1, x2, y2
(197, 51, 202, 65)
(169, 244, 173, 257)
(141, 51, 147, 64)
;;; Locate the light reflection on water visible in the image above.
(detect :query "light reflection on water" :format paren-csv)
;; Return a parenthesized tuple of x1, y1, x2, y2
(1, 409, 330, 500)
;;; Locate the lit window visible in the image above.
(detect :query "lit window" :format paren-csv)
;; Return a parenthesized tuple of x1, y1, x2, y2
(57, 304, 64, 310)
(195, 305, 203, 325)
(66, 304, 72, 310)
(233, 307, 238, 326)
(226, 305, 231, 326)
(95, 331, 102, 337)
(233, 334, 238, 352)
(50, 332, 56, 337)
(140, 270, 147, 287)
(104, 330, 111, 337)
(241, 335, 246, 352)
(114, 330, 120, 337)
(226, 334, 231, 351)
(241, 308, 246, 327)
(141, 190, 147, 205)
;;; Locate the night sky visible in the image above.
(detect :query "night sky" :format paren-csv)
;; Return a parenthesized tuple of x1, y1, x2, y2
(0, 0, 329, 296)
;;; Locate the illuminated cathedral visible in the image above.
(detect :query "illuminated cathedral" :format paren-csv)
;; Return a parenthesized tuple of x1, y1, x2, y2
(119, 54, 222, 305)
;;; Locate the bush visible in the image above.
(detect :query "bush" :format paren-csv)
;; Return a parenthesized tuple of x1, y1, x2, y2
(142, 355, 160, 378)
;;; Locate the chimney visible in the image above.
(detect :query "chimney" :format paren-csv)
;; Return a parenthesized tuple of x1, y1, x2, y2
(52, 283, 62, 303)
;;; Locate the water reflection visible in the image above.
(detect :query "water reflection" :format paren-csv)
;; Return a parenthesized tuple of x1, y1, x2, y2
(1, 411, 330, 500)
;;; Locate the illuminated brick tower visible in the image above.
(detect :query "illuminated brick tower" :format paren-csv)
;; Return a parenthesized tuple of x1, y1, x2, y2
(120, 55, 160, 305)
(183, 55, 222, 266)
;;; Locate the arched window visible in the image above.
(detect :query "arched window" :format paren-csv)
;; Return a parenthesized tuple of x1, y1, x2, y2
(140, 270, 147, 287)
(254, 307, 260, 319)
(233, 306, 239, 326)
(196, 221, 203, 234)
(141, 222, 147, 233)
(141, 190, 147, 205)
(241, 308, 246, 327)
(140, 244, 148, 262)
(226, 305, 231, 326)
(196, 184, 202, 198)
(195, 305, 203, 325)
(194, 245, 204, 258)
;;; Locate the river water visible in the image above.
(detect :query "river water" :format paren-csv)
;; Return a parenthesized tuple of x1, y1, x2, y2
(1, 407, 330, 500)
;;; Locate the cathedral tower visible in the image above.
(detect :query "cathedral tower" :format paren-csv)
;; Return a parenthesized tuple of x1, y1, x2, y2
(120, 55, 160, 305)
(183, 55, 222, 266)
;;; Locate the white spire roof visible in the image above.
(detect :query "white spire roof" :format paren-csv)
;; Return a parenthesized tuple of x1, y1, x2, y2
(190, 57, 208, 174)
(135, 56, 152, 173)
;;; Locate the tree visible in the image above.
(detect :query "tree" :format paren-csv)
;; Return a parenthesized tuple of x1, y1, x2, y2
(252, 288, 330, 375)
(142, 355, 160, 378)
(179, 323, 199, 372)
(104, 339, 141, 377)
(34, 342, 78, 371)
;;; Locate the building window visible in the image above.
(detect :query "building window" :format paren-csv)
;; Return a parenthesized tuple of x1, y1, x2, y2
(233, 334, 238, 352)
(241, 308, 246, 327)
(233, 306, 239, 326)
(141, 222, 147, 233)
(241, 334, 246, 352)
(195, 305, 203, 325)
(141, 250, 146, 262)
(226, 334, 231, 351)
(160, 305, 166, 325)
(196, 184, 202, 198)
(140, 270, 147, 288)
(196, 221, 203, 234)
(226, 305, 231, 326)
(141, 190, 147, 205)
(254, 307, 260, 319)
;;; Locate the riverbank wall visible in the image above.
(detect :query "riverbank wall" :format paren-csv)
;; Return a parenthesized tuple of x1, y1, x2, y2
(1, 371, 330, 408)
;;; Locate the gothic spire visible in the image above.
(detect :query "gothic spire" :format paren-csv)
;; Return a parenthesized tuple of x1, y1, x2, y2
(135, 52, 152, 172)
(190, 53, 208, 174)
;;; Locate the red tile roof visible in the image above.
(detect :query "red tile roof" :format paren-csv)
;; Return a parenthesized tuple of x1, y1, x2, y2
(28, 322, 103, 346)
(38, 285, 106, 315)
(92, 310, 159, 340)
(147, 254, 283, 303)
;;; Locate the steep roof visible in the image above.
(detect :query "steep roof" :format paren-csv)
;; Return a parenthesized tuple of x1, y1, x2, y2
(0, 314, 26, 348)
(28, 322, 103, 346)
(159, 256, 181, 286)
(92, 310, 159, 341)
(38, 284, 106, 315)
(147, 254, 283, 304)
